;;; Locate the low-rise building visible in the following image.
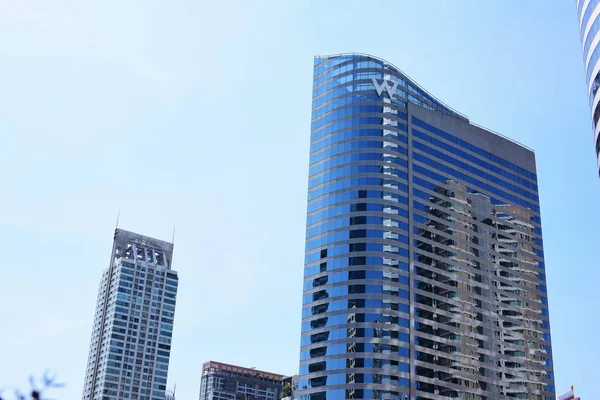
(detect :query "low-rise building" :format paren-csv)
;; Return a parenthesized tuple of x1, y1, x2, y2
(280, 375, 298, 400)
(166, 388, 176, 400)
(198, 361, 284, 400)
(558, 387, 580, 400)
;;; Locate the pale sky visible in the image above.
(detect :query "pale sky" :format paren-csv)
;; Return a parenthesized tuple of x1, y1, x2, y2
(0, 1, 595, 399)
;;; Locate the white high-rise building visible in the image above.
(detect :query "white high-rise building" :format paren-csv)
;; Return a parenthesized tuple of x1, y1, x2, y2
(82, 229, 178, 400)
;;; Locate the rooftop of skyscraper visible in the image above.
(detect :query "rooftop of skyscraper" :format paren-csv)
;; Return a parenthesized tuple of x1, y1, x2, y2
(315, 52, 534, 152)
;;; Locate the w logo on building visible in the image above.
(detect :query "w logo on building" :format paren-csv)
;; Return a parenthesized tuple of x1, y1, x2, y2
(371, 77, 398, 100)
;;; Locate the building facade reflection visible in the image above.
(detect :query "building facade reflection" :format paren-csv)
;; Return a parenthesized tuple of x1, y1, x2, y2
(299, 53, 554, 400)
(576, 0, 600, 174)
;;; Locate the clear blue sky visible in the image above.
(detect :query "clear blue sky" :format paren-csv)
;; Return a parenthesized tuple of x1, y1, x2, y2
(0, 1, 594, 399)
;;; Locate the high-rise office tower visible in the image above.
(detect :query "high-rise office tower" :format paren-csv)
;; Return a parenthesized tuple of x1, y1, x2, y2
(299, 54, 554, 400)
(576, 0, 600, 173)
(82, 229, 179, 400)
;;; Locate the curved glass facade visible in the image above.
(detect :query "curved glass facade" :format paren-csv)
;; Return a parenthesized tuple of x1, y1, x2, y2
(577, 0, 600, 173)
(299, 54, 554, 400)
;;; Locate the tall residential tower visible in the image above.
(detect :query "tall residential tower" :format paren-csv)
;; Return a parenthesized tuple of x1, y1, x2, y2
(82, 229, 179, 400)
(576, 0, 600, 173)
(299, 54, 554, 400)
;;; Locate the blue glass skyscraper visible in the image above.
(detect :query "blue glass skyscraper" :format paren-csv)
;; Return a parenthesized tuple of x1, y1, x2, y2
(576, 0, 600, 173)
(299, 54, 554, 400)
